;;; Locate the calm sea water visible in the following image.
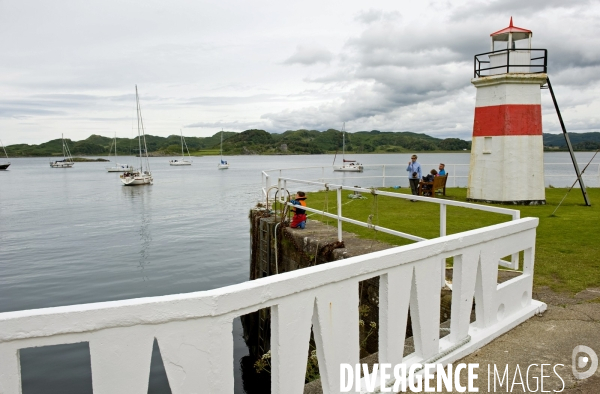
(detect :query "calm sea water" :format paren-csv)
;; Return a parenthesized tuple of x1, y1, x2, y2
(0, 152, 597, 393)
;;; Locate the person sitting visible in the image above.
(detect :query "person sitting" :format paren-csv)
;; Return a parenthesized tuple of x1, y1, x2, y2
(438, 163, 446, 176)
(290, 191, 307, 229)
(421, 169, 438, 196)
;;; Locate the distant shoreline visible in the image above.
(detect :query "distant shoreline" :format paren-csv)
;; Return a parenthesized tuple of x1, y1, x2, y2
(6, 149, 600, 159)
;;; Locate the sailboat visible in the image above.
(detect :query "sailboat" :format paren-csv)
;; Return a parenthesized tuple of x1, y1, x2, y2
(333, 123, 363, 172)
(106, 133, 133, 172)
(0, 140, 10, 170)
(169, 130, 192, 166)
(120, 86, 153, 186)
(50, 134, 75, 168)
(217, 129, 229, 169)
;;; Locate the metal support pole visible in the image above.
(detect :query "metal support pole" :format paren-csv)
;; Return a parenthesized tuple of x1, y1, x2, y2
(440, 204, 447, 288)
(336, 187, 343, 242)
(546, 77, 591, 206)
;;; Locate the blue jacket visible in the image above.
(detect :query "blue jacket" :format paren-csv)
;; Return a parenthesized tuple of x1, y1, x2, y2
(291, 197, 307, 215)
(406, 161, 422, 179)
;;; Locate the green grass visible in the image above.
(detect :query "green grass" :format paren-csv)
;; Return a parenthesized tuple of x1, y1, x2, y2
(304, 187, 599, 294)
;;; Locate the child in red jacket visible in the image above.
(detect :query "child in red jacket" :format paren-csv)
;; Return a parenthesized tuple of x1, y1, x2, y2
(290, 191, 307, 229)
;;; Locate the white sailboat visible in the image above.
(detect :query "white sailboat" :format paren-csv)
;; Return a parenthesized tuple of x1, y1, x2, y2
(217, 129, 229, 169)
(333, 123, 363, 172)
(50, 134, 75, 168)
(169, 130, 192, 166)
(120, 85, 153, 186)
(106, 133, 133, 172)
(0, 140, 10, 170)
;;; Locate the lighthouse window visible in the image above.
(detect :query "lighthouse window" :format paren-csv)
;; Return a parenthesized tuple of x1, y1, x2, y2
(483, 137, 492, 154)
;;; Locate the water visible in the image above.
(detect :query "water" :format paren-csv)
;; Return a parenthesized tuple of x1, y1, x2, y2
(0, 152, 597, 393)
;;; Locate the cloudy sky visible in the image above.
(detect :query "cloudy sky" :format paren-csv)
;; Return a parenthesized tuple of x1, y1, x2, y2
(1, 0, 599, 144)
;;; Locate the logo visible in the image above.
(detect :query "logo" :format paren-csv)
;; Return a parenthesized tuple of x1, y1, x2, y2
(572, 345, 598, 380)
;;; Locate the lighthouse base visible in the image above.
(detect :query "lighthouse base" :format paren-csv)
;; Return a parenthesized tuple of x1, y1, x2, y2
(466, 198, 546, 206)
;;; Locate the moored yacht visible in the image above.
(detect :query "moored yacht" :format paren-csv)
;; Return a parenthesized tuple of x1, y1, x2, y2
(121, 86, 153, 186)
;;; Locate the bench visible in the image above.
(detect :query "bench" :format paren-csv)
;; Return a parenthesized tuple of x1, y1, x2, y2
(418, 174, 448, 196)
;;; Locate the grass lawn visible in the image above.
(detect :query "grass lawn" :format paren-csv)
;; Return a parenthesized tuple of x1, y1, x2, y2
(304, 187, 599, 294)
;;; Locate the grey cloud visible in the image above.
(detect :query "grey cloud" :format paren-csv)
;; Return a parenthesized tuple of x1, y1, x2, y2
(450, 0, 592, 22)
(283, 45, 333, 66)
(354, 9, 401, 24)
(182, 94, 280, 106)
(185, 120, 270, 131)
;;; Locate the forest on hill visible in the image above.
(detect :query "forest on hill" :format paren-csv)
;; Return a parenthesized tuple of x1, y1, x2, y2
(543, 132, 600, 151)
(5, 129, 470, 157)
(4, 129, 599, 157)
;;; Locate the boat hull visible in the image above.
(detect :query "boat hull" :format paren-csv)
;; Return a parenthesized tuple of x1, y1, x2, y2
(0, 163, 10, 170)
(218, 164, 229, 169)
(169, 160, 192, 166)
(107, 165, 134, 172)
(50, 161, 74, 168)
(333, 164, 363, 172)
(120, 173, 153, 186)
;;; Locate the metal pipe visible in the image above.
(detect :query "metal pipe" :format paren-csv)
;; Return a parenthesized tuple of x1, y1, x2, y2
(274, 223, 280, 275)
(337, 187, 342, 242)
(546, 76, 591, 206)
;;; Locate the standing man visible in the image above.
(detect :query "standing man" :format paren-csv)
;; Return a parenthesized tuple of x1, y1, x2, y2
(438, 163, 446, 176)
(406, 155, 421, 197)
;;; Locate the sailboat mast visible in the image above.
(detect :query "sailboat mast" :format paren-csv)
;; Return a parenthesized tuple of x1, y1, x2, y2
(220, 129, 223, 159)
(135, 86, 143, 171)
(342, 122, 346, 160)
(180, 130, 184, 158)
(1, 140, 8, 159)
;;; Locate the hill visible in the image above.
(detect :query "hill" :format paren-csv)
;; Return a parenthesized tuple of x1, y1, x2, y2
(5, 129, 469, 157)
(543, 132, 600, 151)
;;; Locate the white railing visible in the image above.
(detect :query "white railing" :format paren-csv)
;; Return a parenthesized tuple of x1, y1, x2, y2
(261, 161, 600, 192)
(268, 176, 521, 282)
(261, 164, 469, 192)
(0, 218, 545, 394)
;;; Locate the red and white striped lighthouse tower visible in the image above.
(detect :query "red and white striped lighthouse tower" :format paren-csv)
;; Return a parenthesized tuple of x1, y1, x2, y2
(467, 18, 546, 204)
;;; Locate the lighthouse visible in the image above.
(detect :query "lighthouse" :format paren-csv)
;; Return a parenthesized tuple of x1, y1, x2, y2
(467, 18, 547, 205)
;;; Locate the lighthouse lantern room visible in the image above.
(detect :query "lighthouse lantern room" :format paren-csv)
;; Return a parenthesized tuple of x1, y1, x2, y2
(467, 18, 547, 205)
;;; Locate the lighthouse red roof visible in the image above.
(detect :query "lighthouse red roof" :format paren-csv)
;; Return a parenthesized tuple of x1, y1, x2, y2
(490, 17, 531, 36)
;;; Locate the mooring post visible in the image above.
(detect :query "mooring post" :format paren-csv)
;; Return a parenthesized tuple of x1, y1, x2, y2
(336, 187, 343, 242)
(382, 165, 386, 187)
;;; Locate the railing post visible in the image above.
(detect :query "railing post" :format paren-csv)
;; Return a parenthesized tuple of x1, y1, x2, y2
(382, 165, 386, 187)
(440, 203, 447, 287)
(453, 164, 456, 187)
(511, 210, 520, 268)
(265, 175, 271, 199)
(336, 187, 343, 242)
(277, 178, 282, 203)
(283, 180, 287, 203)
